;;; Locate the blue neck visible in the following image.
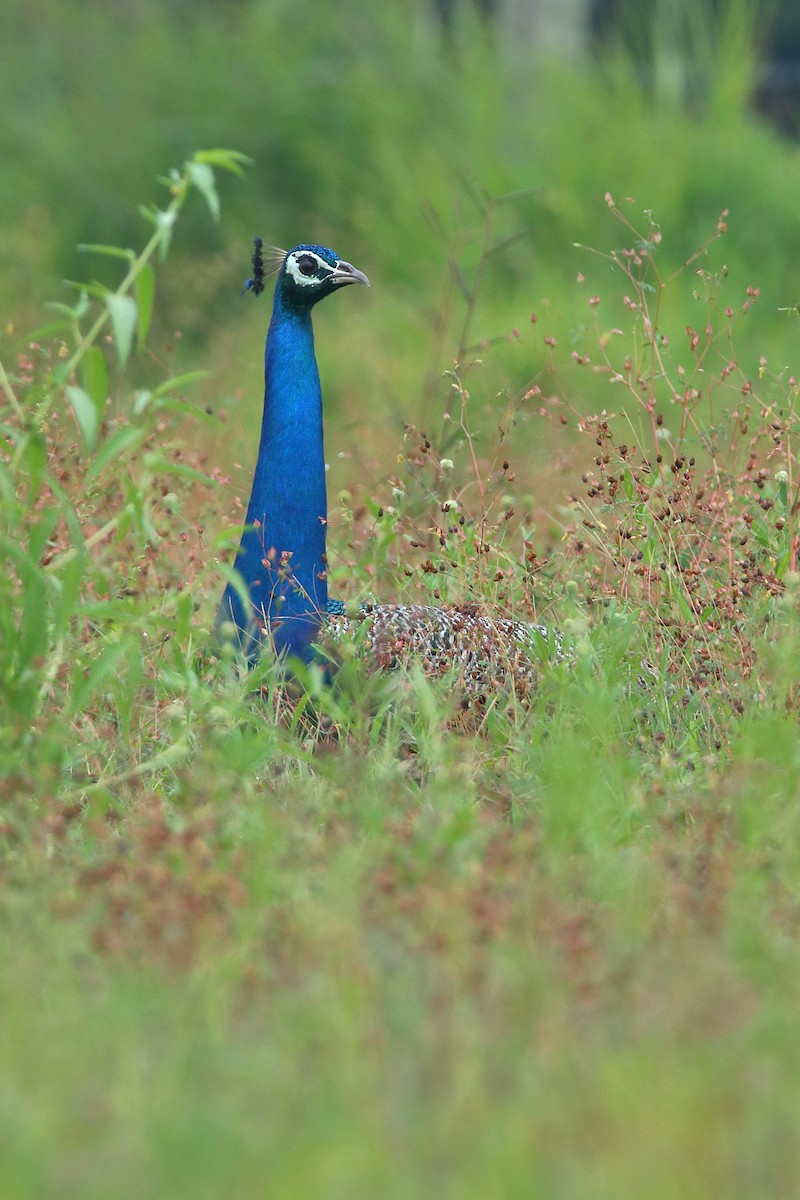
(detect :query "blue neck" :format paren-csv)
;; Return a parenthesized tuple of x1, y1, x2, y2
(218, 292, 328, 663)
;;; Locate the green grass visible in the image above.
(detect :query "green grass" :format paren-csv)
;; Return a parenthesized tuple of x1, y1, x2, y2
(4, 1, 800, 1194)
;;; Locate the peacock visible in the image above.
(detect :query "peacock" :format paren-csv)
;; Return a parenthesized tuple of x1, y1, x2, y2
(217, 239, 562, 693)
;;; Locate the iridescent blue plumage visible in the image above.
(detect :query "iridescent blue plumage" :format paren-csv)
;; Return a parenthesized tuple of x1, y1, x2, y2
(217, 243, 369, 663)
(219, 239, 564, 693)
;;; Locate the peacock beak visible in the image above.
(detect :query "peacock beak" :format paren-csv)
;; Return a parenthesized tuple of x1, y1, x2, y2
(331, 260, 370, 287)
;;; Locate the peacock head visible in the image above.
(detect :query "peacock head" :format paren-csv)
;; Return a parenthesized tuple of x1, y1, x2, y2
(251, 243, 369, 312)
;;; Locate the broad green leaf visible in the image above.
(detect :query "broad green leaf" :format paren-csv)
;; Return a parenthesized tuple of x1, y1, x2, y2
(187, 161, 219, 221)
(135, 263, 156, 346)
(66, 384, 100, 451)
(81, 346, 109, 409)
(105, 293, 138, 366)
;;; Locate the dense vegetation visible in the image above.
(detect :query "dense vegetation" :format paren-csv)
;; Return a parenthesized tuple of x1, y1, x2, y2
(3, 2, 800, 1196)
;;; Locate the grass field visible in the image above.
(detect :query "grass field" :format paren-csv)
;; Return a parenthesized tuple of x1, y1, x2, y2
(4, 2, 800, 1196)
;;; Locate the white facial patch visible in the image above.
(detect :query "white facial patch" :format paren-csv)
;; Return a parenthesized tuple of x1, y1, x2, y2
(285, 250, 333, 288)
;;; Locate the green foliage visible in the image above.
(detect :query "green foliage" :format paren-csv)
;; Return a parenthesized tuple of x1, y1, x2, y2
(0, 150, 247, 771)
(2, 1, 800, 1193)
(0, 0, 793, 383)
(2, 146, 800, 1197)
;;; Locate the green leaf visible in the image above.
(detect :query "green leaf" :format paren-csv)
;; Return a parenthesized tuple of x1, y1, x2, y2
(0, 536, 48, 673)
(86, 425, 146, 482)
(113, 638, 143, 742)
(123, 476, 159, 543)
(81, 346, 109, 410)
(135, 263, 156, 346)
(186, 161, 219, 221)
(63, 280, 109, 301)
(174, 590, 194, 641)
(66, 384, 100, 452)
(151, 370, 209, 400)
(28, 317, 72, 340)
(77, 244, 135, 262)
(22, 431, 47, 503)
(51, 553, 84, 641)
(192, 148, 253, 176)
(0, 461, 14, 504)
(133, 389, 153, 417)
(105, 293, 138, 366)
(28, 510, 59, 563)
(67, 639, 131, 719)
(45, 292, 90, 320)
(143, 452, 215, 485)
(155, 209, 177, 260)
(47, 476, 85, 564)
(156, 398, 217, 422)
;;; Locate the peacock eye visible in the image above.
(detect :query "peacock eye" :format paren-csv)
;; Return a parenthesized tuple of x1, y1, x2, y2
(297, 254, 318, 277)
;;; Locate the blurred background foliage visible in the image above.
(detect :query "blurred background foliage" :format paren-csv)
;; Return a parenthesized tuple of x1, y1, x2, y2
(3, 0, 799, 437)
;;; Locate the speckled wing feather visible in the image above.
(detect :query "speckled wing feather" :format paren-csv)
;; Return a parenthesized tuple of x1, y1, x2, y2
(326, 600, 565, 696)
